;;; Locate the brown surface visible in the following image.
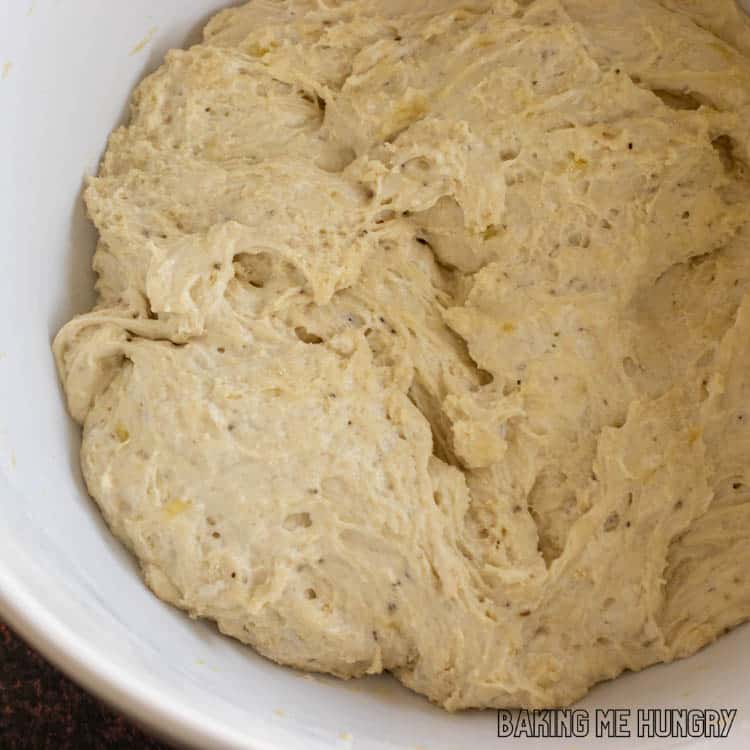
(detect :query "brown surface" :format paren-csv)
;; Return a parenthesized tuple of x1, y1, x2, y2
(0, 620, 170, 750)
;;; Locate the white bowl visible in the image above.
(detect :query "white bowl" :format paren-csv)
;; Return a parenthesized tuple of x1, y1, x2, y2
(2, 2, 750, 748)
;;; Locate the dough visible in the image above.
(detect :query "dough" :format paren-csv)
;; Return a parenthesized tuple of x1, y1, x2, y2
(54, 0, 750, 709)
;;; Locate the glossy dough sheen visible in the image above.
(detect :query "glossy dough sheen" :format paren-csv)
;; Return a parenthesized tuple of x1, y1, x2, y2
(54, 0, 750, 709)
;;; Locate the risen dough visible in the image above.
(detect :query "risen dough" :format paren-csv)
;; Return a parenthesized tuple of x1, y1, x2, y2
(54, 0, 750, 709)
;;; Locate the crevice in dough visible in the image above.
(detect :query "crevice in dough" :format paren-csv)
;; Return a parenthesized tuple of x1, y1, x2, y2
(294, 326, 325, 345)
(712, 134, 739, 175)
(413, 233, 465, 277)
(407, 380, 459, 467)
(649, 88, 703, 111)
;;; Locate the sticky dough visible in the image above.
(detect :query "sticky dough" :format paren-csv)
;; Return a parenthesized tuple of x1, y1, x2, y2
(54, 0, 750, 709)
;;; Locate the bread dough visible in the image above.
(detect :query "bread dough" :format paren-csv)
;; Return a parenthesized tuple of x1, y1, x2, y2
(54, 0, 750, 709)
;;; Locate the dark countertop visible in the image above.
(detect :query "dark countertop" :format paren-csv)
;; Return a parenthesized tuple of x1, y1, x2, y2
(0, 620, 170, 750)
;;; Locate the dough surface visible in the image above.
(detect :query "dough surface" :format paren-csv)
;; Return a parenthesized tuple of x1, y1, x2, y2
(54, 0, 750, 709)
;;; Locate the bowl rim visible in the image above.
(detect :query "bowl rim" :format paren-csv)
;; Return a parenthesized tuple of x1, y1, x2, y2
(0, 564, 267, 750)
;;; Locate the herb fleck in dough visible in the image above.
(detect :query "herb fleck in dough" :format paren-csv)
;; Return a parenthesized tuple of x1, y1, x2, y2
(54, 0, 750, 709)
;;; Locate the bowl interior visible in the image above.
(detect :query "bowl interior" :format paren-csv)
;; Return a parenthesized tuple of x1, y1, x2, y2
(1, 2, 749, 748)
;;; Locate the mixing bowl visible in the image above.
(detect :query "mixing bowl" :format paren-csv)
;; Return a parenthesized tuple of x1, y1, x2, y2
(2, 2, 750, 748)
